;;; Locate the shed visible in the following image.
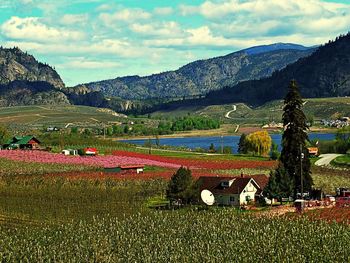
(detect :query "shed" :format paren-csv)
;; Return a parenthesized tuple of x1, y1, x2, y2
(105, 165, 144, 174)
(62, 149, 78, 156)
(82, 147, 98, 156)
(120, 164, 144, 174)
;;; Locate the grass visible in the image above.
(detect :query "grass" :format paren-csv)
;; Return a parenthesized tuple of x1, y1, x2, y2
(331, 154, 350, 168)
(132, 146, 271, 161)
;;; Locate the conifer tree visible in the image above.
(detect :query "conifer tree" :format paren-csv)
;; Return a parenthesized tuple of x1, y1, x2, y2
(280, 80, 313, 196)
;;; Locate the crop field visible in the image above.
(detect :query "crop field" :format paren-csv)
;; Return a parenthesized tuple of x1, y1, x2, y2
(311, 166, 350, 194)
(0, 149, 349, 262)
(0, 105, 126, 126)
(0, 209, 349, 262)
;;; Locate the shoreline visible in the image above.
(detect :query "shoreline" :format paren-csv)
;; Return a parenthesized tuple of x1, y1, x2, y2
(113, 127, 336, 141)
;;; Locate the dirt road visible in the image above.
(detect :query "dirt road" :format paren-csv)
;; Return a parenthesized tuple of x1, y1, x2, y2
(315, 154, 343, 166)
(225, 105, 237, 119)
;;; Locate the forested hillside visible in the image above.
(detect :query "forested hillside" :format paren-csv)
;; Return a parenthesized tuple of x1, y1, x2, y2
(82, 44, 314, 100)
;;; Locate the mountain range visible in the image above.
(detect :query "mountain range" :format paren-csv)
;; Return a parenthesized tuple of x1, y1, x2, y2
(81, 43, 314, 100)
(0, 34, 349, 114)
(199, 33, 350, 107)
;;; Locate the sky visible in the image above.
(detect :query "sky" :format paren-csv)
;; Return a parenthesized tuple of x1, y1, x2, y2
(0, 0, 349, 86)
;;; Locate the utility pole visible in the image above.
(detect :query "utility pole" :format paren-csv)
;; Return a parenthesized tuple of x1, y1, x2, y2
(103, 123, 106, 140)
(221, 135, 223, 154)
(300, 144, 304, 199)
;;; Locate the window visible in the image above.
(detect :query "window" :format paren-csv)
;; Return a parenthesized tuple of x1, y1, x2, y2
(230, 196, 235, 202)
(246, 196, 251, 202)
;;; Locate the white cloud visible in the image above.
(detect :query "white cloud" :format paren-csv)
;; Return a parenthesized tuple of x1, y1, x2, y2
(179, 0, 350, 46)
(1, 16, 85, 43)
(130, 21, 186, 38)
(99, 8, 152, 25)
(153, 7, 173, 16)
(4, 38, 145, 58)
(61, 14, 89, 25)
(58, 57, 121, 69)
(180, 0, 349, 19)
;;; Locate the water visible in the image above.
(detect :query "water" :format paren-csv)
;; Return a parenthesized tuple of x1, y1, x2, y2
(121, 133, 336, 153)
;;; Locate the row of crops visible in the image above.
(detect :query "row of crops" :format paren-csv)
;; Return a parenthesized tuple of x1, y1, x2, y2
(1, 209, 349, 262)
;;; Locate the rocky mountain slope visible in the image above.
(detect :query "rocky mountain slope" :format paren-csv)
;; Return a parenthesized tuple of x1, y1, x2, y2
(0, 47, 64, 89)
(82, 44, 314, 100)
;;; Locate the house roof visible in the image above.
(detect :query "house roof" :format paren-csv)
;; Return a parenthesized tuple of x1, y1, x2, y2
(197, 176, 261, 195)
(119, 164, 144, 169)
(6, 136, 40, 145)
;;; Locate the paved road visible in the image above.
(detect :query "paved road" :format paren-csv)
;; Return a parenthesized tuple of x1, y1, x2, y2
(315, 154, 343, 166)
(225, 105, 237, 119)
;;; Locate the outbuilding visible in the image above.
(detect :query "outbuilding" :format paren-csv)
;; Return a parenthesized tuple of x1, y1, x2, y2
(82, 147, 98, 156)
(104, 164, 144, 174)
(62, 149, 79, 156)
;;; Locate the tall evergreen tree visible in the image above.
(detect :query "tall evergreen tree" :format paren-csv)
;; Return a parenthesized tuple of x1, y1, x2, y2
(280, 80, 313, 196)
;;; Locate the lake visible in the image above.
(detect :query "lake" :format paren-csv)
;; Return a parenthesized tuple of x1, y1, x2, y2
(122, 133, 336, 153)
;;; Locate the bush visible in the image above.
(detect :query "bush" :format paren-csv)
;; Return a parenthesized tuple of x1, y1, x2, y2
(223, 146, 232, 154)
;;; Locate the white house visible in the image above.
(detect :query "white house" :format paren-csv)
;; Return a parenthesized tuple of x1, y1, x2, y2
(198, 176, 261, 206)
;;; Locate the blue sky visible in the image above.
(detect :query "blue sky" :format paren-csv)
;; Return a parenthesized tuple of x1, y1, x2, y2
(0, 0, 349, 86)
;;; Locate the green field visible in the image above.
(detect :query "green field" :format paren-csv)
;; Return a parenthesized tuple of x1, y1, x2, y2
(150, 97, 350, 124)
(0, 105, 127, 127)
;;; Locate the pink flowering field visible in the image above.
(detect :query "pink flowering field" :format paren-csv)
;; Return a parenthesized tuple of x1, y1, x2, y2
(0, 150, 180, 169)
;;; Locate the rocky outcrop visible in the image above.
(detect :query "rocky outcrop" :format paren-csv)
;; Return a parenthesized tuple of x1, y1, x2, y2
(0, 47, 65, 89)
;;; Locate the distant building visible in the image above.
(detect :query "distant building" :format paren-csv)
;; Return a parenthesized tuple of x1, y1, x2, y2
(62, 149, 79, 156)
(262, 122, 283, 129)
(197, 176, 261, 206)
(307, 147, 319, 156)
(104, 164, 144, 174)
(82, 147, 98, 156)
(46, 126, 60, 132)
(4, 136, 41, 150)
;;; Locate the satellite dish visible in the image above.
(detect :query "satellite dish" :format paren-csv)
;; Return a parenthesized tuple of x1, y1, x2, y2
(201, 189, 215, 206)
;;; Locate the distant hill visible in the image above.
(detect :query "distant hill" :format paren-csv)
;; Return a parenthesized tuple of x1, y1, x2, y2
(150, 33, 350, 111)
(81, 43, 314, 100)
(243, 43, 312, 55)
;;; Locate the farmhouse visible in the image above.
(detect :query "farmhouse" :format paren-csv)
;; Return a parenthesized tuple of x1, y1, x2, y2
(198, 176, 261, 206)
(4, 136, 41, 150)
